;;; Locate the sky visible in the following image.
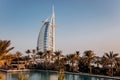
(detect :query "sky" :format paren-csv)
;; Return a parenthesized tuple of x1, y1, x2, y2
(0, 0, 120, 56)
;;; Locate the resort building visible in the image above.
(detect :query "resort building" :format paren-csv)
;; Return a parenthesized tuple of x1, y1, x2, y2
(37, 6, 55, 53)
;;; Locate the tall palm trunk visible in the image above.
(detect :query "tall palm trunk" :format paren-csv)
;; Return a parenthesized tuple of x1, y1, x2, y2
(25, 49, 31, 68)
(32, 49, 36, 63)
(17, 54, 20, 70)
(71, 62, 74, 72)
(16, 51, 22, 70)
(111, 63, 113, 76)
(89, 65, 92, 74)
(89, 61, 92, 74)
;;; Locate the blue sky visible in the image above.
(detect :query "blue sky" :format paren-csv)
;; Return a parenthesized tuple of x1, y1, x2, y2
(0, 0, 120, 56)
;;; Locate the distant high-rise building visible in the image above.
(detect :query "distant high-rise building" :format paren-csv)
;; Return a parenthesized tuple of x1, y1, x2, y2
(37, 6, 55, 52)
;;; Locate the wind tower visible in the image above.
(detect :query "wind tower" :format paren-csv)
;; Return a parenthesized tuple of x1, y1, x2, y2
(37, 6, 56, 53)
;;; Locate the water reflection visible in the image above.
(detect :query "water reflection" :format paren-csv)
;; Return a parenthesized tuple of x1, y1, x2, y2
(0, 72, 6, 80)
(64, 74, 114, 80)
(0, 71, 115, 80)
(65, 74, 91, 80)
(29, 71, 58, 80)
(50, 75, 58, 80)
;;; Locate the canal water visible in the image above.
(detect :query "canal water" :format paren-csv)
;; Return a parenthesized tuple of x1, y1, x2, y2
(0, 71, 115, 80)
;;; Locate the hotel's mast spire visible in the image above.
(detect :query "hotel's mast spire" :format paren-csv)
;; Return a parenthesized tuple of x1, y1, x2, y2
(51, 5, 55, 26)
(51, 5, 55, 52)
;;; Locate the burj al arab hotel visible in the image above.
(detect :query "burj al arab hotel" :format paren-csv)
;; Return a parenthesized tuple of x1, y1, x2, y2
(37, 6, 55, 53)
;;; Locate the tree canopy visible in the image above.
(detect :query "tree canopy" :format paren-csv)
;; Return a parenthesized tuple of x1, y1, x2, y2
(0, 39, 14, 56)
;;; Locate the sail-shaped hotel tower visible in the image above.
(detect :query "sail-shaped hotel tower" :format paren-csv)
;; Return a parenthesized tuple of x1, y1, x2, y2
(37, 6, 55, 53)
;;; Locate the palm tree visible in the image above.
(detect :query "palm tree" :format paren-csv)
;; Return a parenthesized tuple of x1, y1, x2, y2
(75, 51, 80, 60)
(25, 49, 31, 68)
(43, 50, 52, 61)
(66, 53, 78, 72)
(16, 51, 22, 70)
(1, 53, 15, 69)
(32, 49, 36, 63)
(114, 57, 120, 73)
(40, 50, 51, 70)
(83, 50, 95, 74)
(5, 53, 15, 66)
(94, 56, 101, 68)
(78, 56, 87, 72)
(59, 57, 67, 66)
(36, 51, 44, 59)
(103, 51, 119, 76)
(101, 56, 109, 68)
(0, 40, 14, 56)
(53, 50, 63, 70)
(54, 50, 62, 61)
(25, 49, 31, 59)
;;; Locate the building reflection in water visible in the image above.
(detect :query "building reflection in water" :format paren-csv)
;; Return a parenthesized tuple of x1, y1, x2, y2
(6, 73, 10, 80)
(50, 74, 58, 80)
